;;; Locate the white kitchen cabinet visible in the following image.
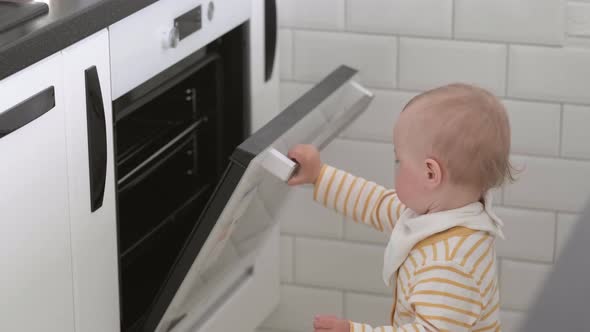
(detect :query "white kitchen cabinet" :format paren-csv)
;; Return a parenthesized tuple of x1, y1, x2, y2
(0, 54, 75, 331)
(62, 29, 120, 332)
(250, 0, 280, 132)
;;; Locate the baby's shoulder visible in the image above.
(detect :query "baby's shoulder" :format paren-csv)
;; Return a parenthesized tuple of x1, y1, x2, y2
(410, 228, 497, 279)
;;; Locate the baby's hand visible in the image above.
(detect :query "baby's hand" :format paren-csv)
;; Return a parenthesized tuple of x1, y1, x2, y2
(287, 144, 322, 186)
(313, 315, 350, 332)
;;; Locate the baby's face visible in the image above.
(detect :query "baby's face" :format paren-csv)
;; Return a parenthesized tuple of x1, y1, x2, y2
(392, 110, 433, 214)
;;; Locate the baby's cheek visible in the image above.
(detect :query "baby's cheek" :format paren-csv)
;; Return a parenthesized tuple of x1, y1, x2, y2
(395, 168, 418, 205)
(394, 172, 408, 199)
(393, 171, 402, 192)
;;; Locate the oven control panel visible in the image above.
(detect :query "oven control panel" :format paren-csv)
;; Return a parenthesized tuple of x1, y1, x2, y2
(175, 5, 202, 41)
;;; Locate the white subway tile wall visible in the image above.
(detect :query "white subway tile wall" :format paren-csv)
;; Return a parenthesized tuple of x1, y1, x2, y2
(344, 293, 393, 327)
(500, 310, 527, 332)
(266, 1, 590, 331)
(322, 138, 395, 187)
(567, 2, 590, 37)
(261, 285, 343, 331)
(276, 187, 343, 239)
(399, 38, 507, 95)
(280, 236, 294, 282)
(562, 105, 590, 159)
(279, 29, 293, 80)
(277, 0, 345, 31)
(500, 260, 553, 311)
(504, 156, 590, 212)
(294, 237, 390, 295)
(502, 100, 561, 156)
(293, 31, 397, 88)
(347, 0, 453, 38)
(495, 207, 556, 262)
(343, 217, 390, 244)
(556, 213, 581, 258)
(454, 0, 565, 45)
(508, 45, 590, 104)
(340, 90, 415, 142)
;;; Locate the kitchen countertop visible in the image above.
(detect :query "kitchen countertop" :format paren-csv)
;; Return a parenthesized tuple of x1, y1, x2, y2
(0, 0, 158, 81)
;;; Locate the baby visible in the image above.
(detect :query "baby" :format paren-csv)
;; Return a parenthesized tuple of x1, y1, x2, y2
(288, 83, 512, 332)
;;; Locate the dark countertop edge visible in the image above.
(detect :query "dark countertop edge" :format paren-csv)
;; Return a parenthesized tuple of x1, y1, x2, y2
(0, 0, 158, 81)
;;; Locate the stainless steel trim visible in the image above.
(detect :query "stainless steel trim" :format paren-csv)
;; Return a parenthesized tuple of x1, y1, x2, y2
(118, 118, 204, 185)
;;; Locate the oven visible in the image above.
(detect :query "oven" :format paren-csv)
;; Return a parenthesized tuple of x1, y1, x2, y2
(107, 1, 374, 331)
(113, 25, 248, 331)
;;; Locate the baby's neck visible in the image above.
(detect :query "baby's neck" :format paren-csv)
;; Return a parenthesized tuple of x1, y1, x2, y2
(425, 184, 482, 214)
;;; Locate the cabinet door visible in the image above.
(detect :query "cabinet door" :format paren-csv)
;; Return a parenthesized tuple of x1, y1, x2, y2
(0, 55, 75, 331)
(62, 29, 120, 332)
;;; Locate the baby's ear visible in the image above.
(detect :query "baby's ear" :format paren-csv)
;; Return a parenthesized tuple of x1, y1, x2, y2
(425, 158, 443, 187)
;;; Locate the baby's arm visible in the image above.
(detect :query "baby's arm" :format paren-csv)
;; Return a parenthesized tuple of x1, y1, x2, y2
(288, 144, 405, 234)
(314, 164, 404, 233)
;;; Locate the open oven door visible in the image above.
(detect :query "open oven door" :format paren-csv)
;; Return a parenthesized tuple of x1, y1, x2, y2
(141, 66, 374, 332)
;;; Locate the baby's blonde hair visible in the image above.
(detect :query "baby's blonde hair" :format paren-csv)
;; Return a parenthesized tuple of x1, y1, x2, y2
(403, 83, 514, 193)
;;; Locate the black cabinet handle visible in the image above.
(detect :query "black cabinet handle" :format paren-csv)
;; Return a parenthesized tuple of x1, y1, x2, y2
(85, 66, 107, 212)
(264, 0, 277, 82)
(0, 86, 55, 139)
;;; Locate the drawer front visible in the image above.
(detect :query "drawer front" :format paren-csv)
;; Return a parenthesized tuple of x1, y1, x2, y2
(109, 0, 250, 99)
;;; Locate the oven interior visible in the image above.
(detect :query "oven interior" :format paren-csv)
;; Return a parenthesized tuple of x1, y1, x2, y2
(112, 24, 249, 331)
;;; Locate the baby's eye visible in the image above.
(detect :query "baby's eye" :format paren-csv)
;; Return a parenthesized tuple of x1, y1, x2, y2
(394, 159, 401, 165)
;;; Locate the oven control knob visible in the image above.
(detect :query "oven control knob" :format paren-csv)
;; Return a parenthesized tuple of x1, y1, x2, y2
(163, 24, 180, 49)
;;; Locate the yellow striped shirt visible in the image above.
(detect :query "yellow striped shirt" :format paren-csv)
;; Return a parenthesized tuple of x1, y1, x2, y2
(314, 165, 502, 332)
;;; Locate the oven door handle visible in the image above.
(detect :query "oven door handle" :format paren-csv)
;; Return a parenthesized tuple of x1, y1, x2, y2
(264, 0, 277, 82)
(85, 66, 107, 213)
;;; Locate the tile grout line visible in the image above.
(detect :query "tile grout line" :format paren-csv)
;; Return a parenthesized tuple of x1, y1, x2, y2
(280, 281, 392, 297)
(331, 135, 590, 163)
(497, 257, 502, 291)
(286, 78, 590, 107)
(558, 103, 564, 156)
(290, 227, 563, 264)
(292, 235, 297, 283)
(396, 36, 401, 88)
(499, 202, 579, 215)
(505, 43, 510, 96)
(342, 289, 347, 318)
(506, 150, 590, 163)
(344, 289, 393, 298)
(283, 231, 388, 247)
(291, 29, 296, 81)
(497, 254, 554, 265)
(501, 256, 554, 266)
(553, 212, 559, 263)
(451, 0, 456, 39)
(281, 26, 570, 48)
(343, 0, 348, 31)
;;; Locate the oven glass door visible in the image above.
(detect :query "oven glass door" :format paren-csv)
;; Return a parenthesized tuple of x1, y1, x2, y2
(142, 66, 374, 332)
